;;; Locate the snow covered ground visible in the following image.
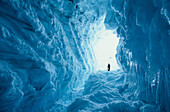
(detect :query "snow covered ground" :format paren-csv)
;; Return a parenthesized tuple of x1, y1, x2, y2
(66, 69, 156, 112)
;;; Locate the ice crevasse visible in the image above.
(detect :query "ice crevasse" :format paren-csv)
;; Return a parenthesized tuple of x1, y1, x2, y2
(0, 0, 170, 112)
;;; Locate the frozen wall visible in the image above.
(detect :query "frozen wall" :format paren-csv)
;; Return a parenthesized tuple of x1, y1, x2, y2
(107, 0, 170, 111)
(0, 0, 95, 111)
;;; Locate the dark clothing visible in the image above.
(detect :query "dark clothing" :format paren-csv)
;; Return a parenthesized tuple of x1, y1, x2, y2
(108, 64, 110, 71)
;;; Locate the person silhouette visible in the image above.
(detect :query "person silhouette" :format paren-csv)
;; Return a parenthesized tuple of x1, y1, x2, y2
(108, 63, 110, 71)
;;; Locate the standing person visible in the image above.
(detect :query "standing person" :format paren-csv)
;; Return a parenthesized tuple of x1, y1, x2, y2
(108, 63, 110, 71)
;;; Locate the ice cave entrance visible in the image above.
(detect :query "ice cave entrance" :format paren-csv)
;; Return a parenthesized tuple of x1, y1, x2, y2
(92, 23, 120, 71)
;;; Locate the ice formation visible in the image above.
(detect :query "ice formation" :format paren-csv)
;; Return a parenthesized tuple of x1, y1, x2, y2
(0, 0, 169, 112)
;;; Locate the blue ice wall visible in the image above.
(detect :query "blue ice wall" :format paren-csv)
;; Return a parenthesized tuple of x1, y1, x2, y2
(0, 0, 95, 111)
(107, 0, 170, 111)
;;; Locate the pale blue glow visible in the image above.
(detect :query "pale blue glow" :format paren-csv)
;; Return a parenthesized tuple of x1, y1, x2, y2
(92, 23, 120, 71)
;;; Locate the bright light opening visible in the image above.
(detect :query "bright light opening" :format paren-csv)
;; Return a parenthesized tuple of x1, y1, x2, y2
(90, 19, 120, 71)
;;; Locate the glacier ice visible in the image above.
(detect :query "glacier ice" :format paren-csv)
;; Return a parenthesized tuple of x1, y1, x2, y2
(0, 0, 170, 112)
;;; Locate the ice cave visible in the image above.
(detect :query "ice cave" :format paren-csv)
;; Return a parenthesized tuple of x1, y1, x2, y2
(0, 0, 170, 112)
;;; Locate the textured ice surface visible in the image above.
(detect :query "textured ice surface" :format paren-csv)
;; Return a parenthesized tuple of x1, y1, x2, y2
(114, 0, 170, 111)
(0, 0, 93, 111)
(67, 70, 143, 112)
(0, 0, 170, 112)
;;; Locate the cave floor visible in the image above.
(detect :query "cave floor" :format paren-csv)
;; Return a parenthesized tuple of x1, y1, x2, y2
(65, 69, 150, 112)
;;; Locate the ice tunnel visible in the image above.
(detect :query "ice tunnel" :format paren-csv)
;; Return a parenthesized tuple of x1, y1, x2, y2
(0, 0, 170, 112)
(88, 16, 120, 71)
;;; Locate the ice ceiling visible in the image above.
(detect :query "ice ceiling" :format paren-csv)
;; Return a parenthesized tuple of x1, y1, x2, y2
(0, 0, 170, 112)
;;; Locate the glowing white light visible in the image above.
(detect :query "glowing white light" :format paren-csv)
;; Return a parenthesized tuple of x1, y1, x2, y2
(92, 22, 120, 71)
